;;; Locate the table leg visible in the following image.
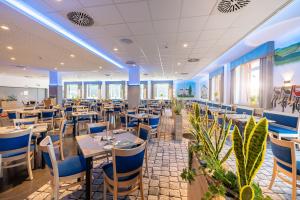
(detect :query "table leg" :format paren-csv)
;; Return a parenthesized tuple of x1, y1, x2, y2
(72, 116, 76, 137)
(85, 157, 93, 200)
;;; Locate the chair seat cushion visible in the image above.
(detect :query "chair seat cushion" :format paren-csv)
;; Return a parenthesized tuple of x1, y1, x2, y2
(128, 121, 138, 128)
(103, 163, 139, 181)
(277, 161, 300, 175)
(57, 155, 86, 177)
(150, 125, 158, 129)
(50, 135, 60, 143)
(269, 124, 297, 134)
(2, 144, 35, 158)
(77, 117, 90, 121)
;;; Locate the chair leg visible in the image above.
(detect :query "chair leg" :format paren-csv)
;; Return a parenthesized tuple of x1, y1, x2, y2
(113, 183, 118, 200)
(269, 160, 277, 190)
(60, 143, 64, 160)
(103, 182, 107, 200)
(53, 180, 59, 200)
(292, 173, 297, 200)
(139, 174, 144, 200)
(27, 153, 33, 180)
(145, 147, 149, 177)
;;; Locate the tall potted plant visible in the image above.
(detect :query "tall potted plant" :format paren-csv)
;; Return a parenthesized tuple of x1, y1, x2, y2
(172, 98, 183, 140)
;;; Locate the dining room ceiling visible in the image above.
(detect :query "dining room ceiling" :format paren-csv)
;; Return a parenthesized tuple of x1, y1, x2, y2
(0, 0, 292, 81)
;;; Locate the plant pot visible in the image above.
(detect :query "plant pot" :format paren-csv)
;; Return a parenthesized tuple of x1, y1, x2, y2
(187, 156, 209, 200)
(174, 114, 182, 141)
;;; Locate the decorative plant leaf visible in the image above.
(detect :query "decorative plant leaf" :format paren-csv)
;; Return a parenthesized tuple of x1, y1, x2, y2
(245, 118, 268, 183)
(240, 185, 254, 200)
(220, 147, 232, 164)
(243, 117, 256, 154)
(232, 125, 247, 188)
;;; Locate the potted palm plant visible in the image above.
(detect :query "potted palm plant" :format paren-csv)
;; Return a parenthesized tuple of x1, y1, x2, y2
(172, 98, 183, 140)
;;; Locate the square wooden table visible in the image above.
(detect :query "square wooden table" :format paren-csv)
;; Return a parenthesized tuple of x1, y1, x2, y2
(71, 111, 99, 136)
(76, 131, 144, 200)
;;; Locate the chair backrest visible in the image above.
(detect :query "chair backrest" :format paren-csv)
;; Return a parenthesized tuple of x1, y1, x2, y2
(263, 111, 299, 130)
(87, 122, 109, 134)
(112, 141, 146, 178)
(0, 108, 3, 114)
(76, 107, 89, 112)
(41, 110, 54, 119)
(138, 124, 151, 141)
(120, 113, 126, 126)
(149, 116, 160, 126)
(221, 104, 232, 111)
(127, 109, 136, 115)
(269, 133, 296, 173)
(7, 111, 17, 119)
(236, 106, 254, 115)
(13, 117, 38, 126)
(65, 106, 73, 112)
(0, 128, 32, 154)
(39, 136, 58, 177)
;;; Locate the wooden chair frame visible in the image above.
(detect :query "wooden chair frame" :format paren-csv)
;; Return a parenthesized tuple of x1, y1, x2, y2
(13, 117, 38, 126)
(138, 124, 152, 177)
(48, 118, 66, 160)
(40, 136, 85, 200)
(103, 142, 146, 200)
(0, 128, 34, 180)
(269, 133, 300, 199)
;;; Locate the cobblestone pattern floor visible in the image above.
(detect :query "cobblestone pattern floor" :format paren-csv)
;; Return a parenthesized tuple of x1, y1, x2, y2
(26, 111, 297, 200)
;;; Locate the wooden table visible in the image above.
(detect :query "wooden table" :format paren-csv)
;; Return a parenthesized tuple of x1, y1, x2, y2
(72, 111, 99, 136)
(0, 123, 48, 135)
(76, 131, 144, 200)
(209, 108, 236, 115)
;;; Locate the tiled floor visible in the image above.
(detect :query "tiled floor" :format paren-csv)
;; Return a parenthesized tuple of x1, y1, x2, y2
(26, 129, 189, 200)
(1, 111, 298, 199)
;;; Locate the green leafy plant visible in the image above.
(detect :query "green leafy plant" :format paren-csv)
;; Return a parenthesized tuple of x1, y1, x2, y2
(232, 117, 269, 200)
(172, 98, 183, 115)
(189, 104, 233, 165)
(202, 184, 226, 200)
(181, 168, 196, 183)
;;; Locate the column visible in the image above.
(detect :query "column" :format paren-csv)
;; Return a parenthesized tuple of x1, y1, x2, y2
(223, 64, 231, 104)
(127, 66, 140, 109)
(49, 70, 63, 105)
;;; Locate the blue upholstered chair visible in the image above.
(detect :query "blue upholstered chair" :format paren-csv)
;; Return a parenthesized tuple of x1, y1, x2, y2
(40, 136, 86, 200)
(138, 124, 151, 177)
(221, 104, 232, 111)
(0, 128, 34, 180)
(263, 111, 299, 140)
(87, 121, 109, 134)
(269, 134, 300, 199)
(120, 113, 137, 131)
(236, 106, 254, 115)
(0, 107, 3, 114)
(40, 110, 55, 130)
(103, 141, 146, 200)
(7, 111, 17, 120)
(148, 115, 160, 138)
(47, 119, 67, 160)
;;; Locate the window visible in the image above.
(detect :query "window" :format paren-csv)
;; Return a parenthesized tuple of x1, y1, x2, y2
(153, 83, 171, 100)
(108, 84, 123, 99)
(140, 83, 147, 99)
(65, 83, 81, 99)
(85, 83, 100, 99)
(233, 59, 260, 106)
(210, 74, 222, 102)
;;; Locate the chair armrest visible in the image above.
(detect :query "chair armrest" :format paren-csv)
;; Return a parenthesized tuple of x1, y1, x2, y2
(292, 139, 300, 144)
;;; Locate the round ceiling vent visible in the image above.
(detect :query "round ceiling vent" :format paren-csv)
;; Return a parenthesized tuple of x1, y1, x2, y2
(180, 72, 189, 75)
(218, 0, 250, 13)
(126, 60, 137, 65)
(120, 38, 133, 44)
(187, 58, 200, 62)
(67, 11, 94, 26)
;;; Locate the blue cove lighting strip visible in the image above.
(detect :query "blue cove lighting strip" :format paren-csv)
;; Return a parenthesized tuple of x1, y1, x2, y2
(1, 0, 124, 69)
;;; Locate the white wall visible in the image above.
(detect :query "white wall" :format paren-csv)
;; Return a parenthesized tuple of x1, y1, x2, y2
(273, 62, 300, 87)
(0, 74, 48, 88)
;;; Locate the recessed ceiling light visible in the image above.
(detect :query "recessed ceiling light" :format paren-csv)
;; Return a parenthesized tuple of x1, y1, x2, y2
(98, 66, 103, 69)
(1, 25, 9, 30)
(120, 38, 133, 44)
(175, 71, 178, 74)
(54, 67, 58, 70)
(113, 48, 118, 51)
(6, 46, 13, 50)
(70, 54, 75, 58)
(187, 58, 200, 62)
(183, 43, 188, 48)
(23, 67, 27, 70)
(177, 62, 181, 66)
(60, 62, 64, 65)
(10, 57, 16, 61)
